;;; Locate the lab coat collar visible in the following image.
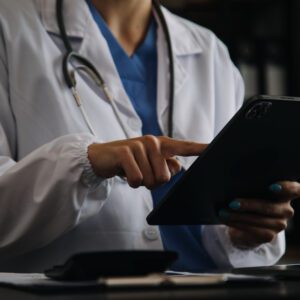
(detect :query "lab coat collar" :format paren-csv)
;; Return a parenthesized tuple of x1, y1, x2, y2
(37, 0, 204, 57)
(154, 8, 204, 138)
(37, 0, 90, 38)
(159, 8, 204, 57)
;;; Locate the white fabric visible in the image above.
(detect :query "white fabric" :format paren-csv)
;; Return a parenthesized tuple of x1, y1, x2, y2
(202, 226, 285, 269)
(0, 0, 284, 272)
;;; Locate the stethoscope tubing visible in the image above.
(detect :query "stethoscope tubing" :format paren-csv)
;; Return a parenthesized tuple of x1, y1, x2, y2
(56, 0, 174, 138)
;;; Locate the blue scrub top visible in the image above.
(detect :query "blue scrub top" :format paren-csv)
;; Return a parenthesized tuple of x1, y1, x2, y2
(87, 0, 216, 272)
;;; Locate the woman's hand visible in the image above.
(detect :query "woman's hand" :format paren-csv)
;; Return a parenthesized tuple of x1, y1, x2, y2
(88, 135, 206, 189)
(219, 181, 298, 249)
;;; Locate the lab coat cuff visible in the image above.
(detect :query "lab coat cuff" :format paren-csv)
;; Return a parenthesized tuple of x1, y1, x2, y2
(201, 225, 285, 269)
(77, 141, 106, 190)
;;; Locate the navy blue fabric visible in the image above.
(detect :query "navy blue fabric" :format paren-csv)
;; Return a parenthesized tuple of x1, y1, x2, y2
(87, 0, 161, 136)
(87, 0, 216, 272)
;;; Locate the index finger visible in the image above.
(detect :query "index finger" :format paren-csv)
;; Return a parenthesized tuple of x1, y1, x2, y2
(160, 136, 208, 157)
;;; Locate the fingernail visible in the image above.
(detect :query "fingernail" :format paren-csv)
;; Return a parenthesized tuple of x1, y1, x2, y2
(269, 183, 283, 193)
(170, 168, 177, 177)
(229, 200, 241, 210)
(219, 209, 230, 219)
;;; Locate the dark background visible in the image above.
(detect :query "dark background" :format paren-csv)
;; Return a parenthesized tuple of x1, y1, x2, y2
(161, 0, 300, 261)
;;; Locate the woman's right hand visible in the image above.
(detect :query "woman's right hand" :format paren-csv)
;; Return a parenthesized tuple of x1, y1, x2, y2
(88, 135, 207, 189)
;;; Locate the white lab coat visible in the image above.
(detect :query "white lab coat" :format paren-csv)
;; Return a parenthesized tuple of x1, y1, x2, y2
(0, 0, 284, 272)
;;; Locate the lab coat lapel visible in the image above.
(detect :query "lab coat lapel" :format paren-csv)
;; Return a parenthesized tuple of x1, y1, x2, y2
(155, 8, 203, 136)
(38, 1, 204, 140)
(37, 0, 143, 139)
(37, 0, 89, 38)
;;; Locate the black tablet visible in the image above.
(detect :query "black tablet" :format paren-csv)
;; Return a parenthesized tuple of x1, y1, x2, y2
(147, 95, 300, 225)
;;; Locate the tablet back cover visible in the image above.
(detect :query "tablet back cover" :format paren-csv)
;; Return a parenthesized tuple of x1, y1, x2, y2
(147, 96, 300, 225)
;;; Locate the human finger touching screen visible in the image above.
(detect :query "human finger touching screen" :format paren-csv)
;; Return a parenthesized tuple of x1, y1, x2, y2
(88, 136, 207, 189)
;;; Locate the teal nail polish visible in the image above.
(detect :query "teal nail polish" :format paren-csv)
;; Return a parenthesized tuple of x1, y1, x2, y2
(219, 209, 230, 219)
(229, 200, 241, 210)
(269, 183, 283, 193)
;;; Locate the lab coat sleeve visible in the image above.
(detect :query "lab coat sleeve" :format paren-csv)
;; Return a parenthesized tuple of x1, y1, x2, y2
(201, 225, 285, 269)
(0, 129, 112, 259)
(0, 54, 112, 258)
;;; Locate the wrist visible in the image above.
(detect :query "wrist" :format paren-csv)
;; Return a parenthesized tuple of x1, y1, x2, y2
(87, 143, 101, 177)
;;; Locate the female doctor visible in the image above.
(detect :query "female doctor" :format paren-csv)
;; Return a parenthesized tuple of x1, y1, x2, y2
(0, 0, 297, 272)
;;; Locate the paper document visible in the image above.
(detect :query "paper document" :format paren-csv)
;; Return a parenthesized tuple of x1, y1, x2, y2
(0, 272, 276, 292)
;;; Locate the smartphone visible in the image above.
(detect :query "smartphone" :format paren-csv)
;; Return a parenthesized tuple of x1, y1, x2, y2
(44, 251, 178, 281)
(147, 95, 300, 225)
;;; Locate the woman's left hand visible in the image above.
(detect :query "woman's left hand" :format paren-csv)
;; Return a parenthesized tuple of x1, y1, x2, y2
(219, 181, 299, 249)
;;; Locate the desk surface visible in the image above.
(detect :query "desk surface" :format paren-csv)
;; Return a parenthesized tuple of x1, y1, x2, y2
(0, 280, 300, 300)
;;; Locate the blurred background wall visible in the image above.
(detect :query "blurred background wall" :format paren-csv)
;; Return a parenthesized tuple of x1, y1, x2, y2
(161, 0, 300, 261)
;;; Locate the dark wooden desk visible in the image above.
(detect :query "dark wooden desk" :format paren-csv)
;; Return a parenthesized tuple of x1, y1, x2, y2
(1, 280, 300, 300)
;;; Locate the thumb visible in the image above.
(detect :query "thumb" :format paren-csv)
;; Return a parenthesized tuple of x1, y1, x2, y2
(166, 157, 182, 176)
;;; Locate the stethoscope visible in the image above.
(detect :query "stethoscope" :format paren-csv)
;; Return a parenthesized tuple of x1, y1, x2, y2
(56, 0, 175, 138)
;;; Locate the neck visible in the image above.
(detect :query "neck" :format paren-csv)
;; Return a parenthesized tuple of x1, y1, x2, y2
(91, 0, 153, 56)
